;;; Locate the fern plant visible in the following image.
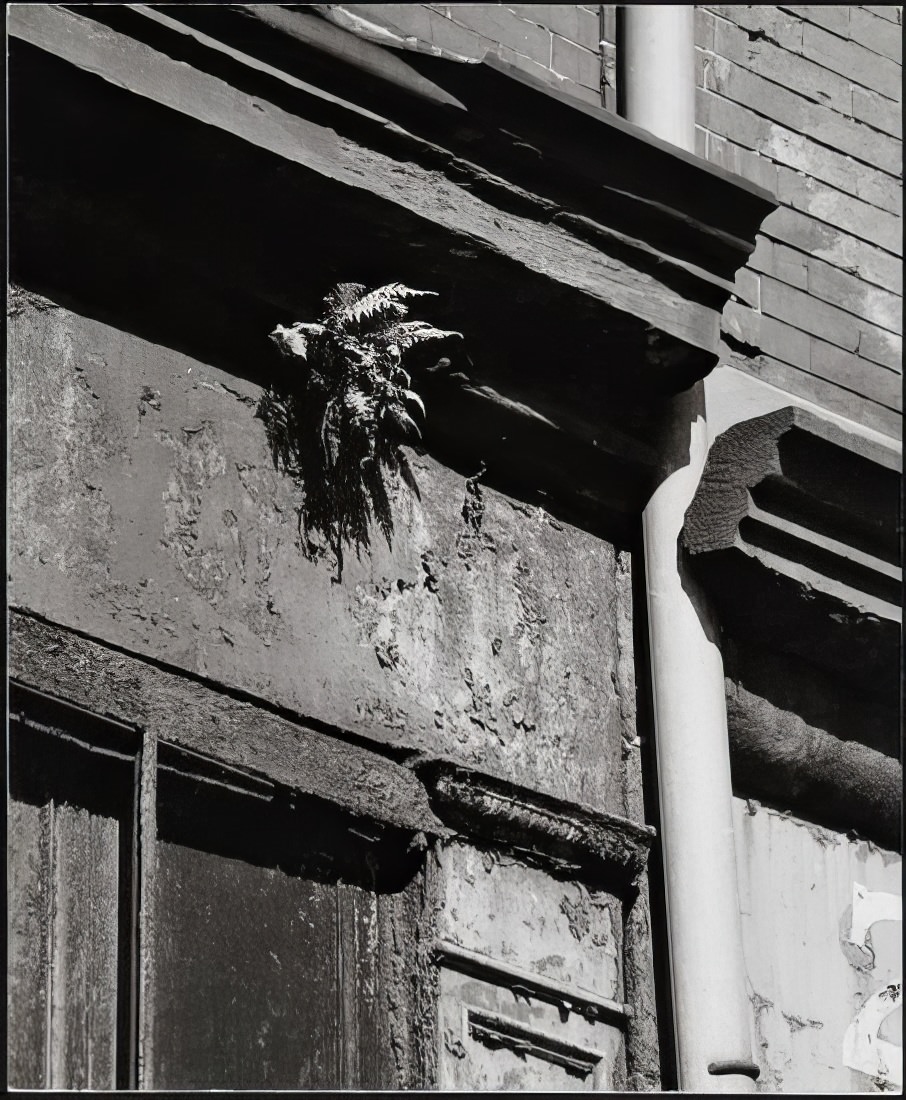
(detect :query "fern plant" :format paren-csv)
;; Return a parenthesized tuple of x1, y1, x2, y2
(259, 282, 460, 581)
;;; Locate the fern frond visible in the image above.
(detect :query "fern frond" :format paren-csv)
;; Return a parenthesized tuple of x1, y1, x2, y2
(323, 282, 366, 320)
(260, 279, 459, 581)
(270, 321, 325, 361)
(402, 389, 426, 419)
(373, 320, 462, 350)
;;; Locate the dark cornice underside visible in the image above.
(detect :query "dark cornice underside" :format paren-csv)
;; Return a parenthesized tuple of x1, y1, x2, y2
(11, 4, 776, 534)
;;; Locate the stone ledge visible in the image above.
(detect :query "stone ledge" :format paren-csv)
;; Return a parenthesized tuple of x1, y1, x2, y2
(8, 609, 447, 841)
(414, 757, 656, 891)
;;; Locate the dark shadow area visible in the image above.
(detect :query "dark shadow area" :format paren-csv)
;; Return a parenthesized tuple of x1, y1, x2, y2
(9, 686, 141, 1089)
(80, 3, 767, 285)
(9, 35, 666, 547)
(724, 639, 901, 761)
(156, 743, 423, 894)
(630, 536, 678, 1093)
(757, 428, 901, 566)
(684, 546, 900, 707)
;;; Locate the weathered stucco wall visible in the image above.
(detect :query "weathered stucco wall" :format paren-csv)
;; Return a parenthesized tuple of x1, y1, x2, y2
(8, 287, 637, 818)
(733, 798, 902, 1093)
(434, 840, 630, 1090)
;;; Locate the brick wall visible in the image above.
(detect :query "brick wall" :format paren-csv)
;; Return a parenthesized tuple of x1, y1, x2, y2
(696, 5, 902, 438)
(333, 4, 616, 108)
(333, 5, 901, 439)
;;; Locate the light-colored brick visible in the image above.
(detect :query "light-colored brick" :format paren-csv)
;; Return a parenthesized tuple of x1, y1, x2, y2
(707, 6, 805, 51)
(807, 256, 903, 335)
(849, 6, 903, 62)
(447, 4, 552, 65)
(506, 5, 600, 52)
(704, 130, 779, 192)
(551, 33, 601, 90)
(749, 234, 780, 279)
(695, 6, 716, 51)
(698, 90, 902, 214)
(749, 237, 810, 289)
(852, 86, 903, 139)
(763, 206, 904, 294)
(701, 8, 854, 114)
(734, 267, 762, 310)
(726, 350, 902, 438)
(698, 48, 902, 177)
(776, 166, 902, 255)
(761, 274, 861, 351)
(859, 326, 903, 370)
(723, 300, 812, 366)
(600, 40, 616, 90)
(601, 5, 616, 46)
(360, 6, 492, 58)
(810, 338, 902, 407)
(801, 20, 901, 100)
(777, 6, 851, 37)
(862, 6, 903, 25)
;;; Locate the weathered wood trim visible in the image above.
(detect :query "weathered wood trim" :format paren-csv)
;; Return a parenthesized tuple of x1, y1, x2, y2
(232, 4, 777, 260)
(8, 610, 446, 840)
(622, 876, 661, 1091)
(136, 730, 157, 1091)
(465, 1005, 607, 1082)
(415, 759, 655, 890)
(9, 611, 658, 890)
(435, 940, 633, 1026)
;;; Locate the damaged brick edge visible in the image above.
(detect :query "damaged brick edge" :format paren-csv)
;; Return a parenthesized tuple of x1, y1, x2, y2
(412, 757, 656, 890)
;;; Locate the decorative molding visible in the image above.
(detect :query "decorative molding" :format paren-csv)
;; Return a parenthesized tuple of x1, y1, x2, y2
(683, 406, 901, 700)
(465, 1006, 606, 1082)
(436, 940, 632, 1026)
(415, 758, 655, 890)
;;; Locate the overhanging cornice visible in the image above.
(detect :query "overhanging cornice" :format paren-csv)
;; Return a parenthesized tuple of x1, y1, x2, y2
(683, 407, 901, 699)
(10, 4, 778, 529)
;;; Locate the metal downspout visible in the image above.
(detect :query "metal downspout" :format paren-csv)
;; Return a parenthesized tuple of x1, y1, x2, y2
(619, 6, 758, 1093)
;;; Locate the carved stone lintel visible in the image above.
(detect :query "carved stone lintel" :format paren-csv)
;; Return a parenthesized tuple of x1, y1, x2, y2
(414, 758, 655, 891)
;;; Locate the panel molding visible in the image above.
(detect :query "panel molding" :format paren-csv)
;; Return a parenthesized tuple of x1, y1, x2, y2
(436, 940, 633, 1027)
(464, 1005, 607, 1086)
(416, 758, 655, 892)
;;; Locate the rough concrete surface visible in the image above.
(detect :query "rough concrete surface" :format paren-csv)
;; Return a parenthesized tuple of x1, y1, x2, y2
(8, 288, 633, 816)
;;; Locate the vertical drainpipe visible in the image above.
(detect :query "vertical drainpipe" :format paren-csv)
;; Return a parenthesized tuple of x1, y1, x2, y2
(619, 6, 758, 1094)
